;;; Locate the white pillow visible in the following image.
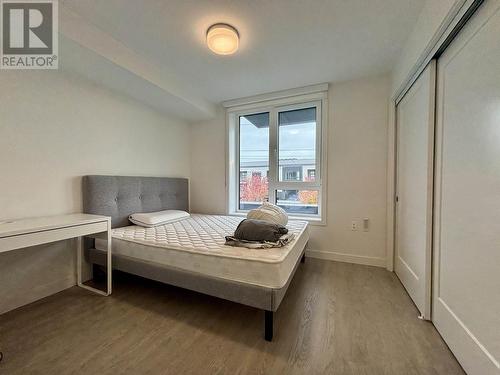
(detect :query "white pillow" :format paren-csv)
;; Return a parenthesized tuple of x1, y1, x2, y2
(247, 202, 288, 226)
(129, 210, 190, 227)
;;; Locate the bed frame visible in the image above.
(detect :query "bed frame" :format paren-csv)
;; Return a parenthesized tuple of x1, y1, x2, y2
(82, 175, 306, 341)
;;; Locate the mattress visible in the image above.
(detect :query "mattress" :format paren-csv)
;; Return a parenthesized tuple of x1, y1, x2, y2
(94, 214, 309, 289)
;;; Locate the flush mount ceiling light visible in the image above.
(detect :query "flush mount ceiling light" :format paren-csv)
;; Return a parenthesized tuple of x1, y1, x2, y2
(206, 23, 239, 55)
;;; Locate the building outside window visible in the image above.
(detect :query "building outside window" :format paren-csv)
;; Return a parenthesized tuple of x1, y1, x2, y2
(282, 166, 302, 181)
(307, 169, 316, 180)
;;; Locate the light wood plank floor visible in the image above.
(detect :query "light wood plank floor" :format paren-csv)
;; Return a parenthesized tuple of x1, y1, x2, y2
(0, 259, 464, 375)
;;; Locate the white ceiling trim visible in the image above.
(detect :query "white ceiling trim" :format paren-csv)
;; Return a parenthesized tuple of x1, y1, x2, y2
(59, 4, 216, 119)
(222, 83, 329, 108)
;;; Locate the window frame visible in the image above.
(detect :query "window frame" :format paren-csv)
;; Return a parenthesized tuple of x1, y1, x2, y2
(226, 88, 328, 225)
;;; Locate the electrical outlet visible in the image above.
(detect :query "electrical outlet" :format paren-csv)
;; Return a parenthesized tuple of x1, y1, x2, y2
(351, 220, 359, 231)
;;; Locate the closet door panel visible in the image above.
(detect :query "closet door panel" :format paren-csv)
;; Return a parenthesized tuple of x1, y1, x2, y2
(395, 61, 435, 319)
(434, 1, 500, 374)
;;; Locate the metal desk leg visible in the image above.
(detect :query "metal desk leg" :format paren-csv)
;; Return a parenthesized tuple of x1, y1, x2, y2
(76, 220, 112, 296)
(106, 219, 112, 295)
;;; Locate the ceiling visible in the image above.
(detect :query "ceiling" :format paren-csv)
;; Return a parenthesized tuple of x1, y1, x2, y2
(59, 0, 425, 121)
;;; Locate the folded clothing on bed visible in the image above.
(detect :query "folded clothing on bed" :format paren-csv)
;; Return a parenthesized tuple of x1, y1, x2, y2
(234, 219, 288, 242)
(225, 233, 295, 249)
(225, 219, 292, 249)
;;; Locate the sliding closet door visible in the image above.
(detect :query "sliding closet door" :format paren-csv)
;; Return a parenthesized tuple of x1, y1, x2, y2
(434, 1, 500, 374)
(395, 61, 435, 320)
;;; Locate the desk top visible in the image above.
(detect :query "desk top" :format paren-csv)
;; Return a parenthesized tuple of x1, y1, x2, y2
(0, 214, 110, 238)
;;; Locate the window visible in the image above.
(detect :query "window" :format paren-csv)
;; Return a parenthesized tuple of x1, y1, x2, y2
(282, 167, 302, 181)
(227, 86, 327, 222)
(276, 189, 319, 215)
(278, 107, 316, 183)
(238, 112, 269, 211)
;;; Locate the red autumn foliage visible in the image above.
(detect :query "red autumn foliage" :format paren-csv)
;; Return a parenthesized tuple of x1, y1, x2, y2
(240, 174, 268, 202)
(298, 190, 318, 204)
(298, 176, 318, 204)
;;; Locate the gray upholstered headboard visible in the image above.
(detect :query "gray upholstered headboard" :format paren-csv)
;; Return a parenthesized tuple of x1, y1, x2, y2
(82, 175, 189, 228)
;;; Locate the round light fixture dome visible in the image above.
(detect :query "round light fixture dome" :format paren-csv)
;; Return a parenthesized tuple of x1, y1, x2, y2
(206, 23, 239, 55)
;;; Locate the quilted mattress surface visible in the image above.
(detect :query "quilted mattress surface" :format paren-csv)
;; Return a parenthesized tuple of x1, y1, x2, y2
(95, 214, 309, 288)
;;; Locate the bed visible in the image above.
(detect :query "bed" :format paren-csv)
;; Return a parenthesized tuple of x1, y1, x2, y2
(82, 175, 309, 341)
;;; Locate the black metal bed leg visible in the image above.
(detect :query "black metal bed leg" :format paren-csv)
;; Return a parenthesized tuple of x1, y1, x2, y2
(301, 253, 306, 263)
(265, 310, 273, 341)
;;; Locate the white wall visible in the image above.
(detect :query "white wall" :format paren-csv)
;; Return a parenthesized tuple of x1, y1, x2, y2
(392, 0, 459, 95)
(0, 70, 191, 314)
(191, 74, 390, 267)
(190, 108, 227, 215)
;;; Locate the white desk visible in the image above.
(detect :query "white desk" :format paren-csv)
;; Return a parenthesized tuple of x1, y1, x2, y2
(0, 213, 112, 296)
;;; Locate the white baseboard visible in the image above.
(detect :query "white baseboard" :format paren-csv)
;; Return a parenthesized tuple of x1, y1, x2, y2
(306, 249, 386, 268)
